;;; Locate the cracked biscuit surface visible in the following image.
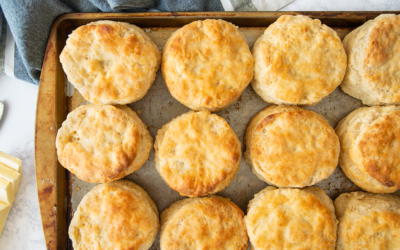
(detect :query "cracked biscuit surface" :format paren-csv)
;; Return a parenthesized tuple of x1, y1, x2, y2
(160, 195, 248, 250)
(154, 110, 241, 197)
(244, 105, 339, 187)
(60, 21, 161, 104)
(69, 180, 159, 250)
(341, 14, 400, 105)
(245, 186, 337, 250)
(335, 192, 400, 250)
(252, 15, 346, 105)
(162, 19, 254, 111)
(56, 105, 151, 183)
(336, 105, 400, 193)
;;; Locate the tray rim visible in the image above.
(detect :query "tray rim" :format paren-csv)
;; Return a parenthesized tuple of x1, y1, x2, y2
(35, 11, 400, 250)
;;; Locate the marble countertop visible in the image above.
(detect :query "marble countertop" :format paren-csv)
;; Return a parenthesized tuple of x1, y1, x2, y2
(0, 76, 44, 249)
(0, 1, 398, 249)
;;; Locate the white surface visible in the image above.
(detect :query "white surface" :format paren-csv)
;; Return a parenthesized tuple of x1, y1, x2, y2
(0, 75, 37, 153)
(0, 75, 44, 250)
(0, 2, 398, 249)
(252, 0, 294, 11)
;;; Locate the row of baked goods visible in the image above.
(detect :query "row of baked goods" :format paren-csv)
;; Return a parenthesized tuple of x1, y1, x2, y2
(60, 14, 400, 111)
(57, 103, 400, 249)
(69, 179, 400, 249)
(56, 104, 400, 195)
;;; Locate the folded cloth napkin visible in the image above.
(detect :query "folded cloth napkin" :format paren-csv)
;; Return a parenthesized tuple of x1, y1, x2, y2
(0, 0, 294, 84)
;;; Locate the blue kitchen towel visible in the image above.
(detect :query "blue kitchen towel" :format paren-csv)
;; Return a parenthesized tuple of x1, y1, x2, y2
(0, 0, 294, 84)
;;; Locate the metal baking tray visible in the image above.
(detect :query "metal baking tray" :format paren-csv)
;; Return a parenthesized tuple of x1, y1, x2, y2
(35, 11, 400, 250)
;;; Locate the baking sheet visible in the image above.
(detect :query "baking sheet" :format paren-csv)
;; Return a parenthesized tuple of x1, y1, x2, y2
(66, 26, 389, 249)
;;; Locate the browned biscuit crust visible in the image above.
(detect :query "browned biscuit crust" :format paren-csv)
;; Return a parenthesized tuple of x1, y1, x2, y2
(336, 105, 400, 193)
(154, 110, 241, 197)
(341, 14, 400, 105)
(244, 105, 339, 187)
(252, 15, 346, 105)
(69, 180, 159, 250)
(117, 105, 153, 175)
(160, 195, 248, 250)
(162, 19, 253, 111)
(246, 186, 337, 250)
(335, 192, 400, 250)
(56, 105, 141, 183)
(60, 21, 161, 104)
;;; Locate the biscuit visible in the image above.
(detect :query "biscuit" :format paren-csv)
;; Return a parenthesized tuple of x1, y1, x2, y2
(252, 15, 347, 105)
(56, 105, 152, 183)
(69, 180, 159, 250)
(60, 21, 161, 104)
(162, 19, 254, 111)
(336, 105, 400, 193)
(154, 110, 241, 197)
(244, 105, 339, 187)
(160, 195, 248, 250)
(245, 186, 337, 250)
(334, 192, 400, 250)
(341, 14, 400, 106)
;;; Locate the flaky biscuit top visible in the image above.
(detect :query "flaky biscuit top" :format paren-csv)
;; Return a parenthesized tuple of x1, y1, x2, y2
(335, 192, 400, 250)
(246, 187, 337, 250)
(336, 105, 400, 193)
(160, 195, 248, 250)
(245, 105, 339, 187)
(341, 14, 400, 105)
(60, 21, 161, 104)
(56, 105, 140, 183)
(252, 15, 346, 105)
(162, 19, 254, 111)
(69, 180, 159, 250)
(154, 110, 241, 197)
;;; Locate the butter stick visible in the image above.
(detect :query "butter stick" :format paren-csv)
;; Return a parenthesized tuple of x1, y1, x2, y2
(0, 177, 14, 205)
(0, 163, 21, 195)
(0, 201, 11, 236)
(0, 151, 22, 173)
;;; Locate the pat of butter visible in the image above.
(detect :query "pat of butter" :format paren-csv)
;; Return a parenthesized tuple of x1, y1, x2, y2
(0, 177, 14, 205)
(0, 201, 11, 236)
(0, 163, 21, 195)
(0, 151, 22, 174)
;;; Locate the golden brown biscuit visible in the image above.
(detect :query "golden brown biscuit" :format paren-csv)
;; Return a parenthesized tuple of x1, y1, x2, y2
(154, 110, 241, 197)
(244, 105, 339, 187)
(160, 195, 248, 250)
(336, 105, 400, 193)
(335, 192, 400, 250)
(252, 15, 347, 105)
(60, 21, 161, 104)
(245, 186, 337, 250)
(56, 105, 152, 183)
(69, 180, 159, 250)
(341, 14, 400, 106)
(162, 19, 254, 111)
(117, 105, 153, 175)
